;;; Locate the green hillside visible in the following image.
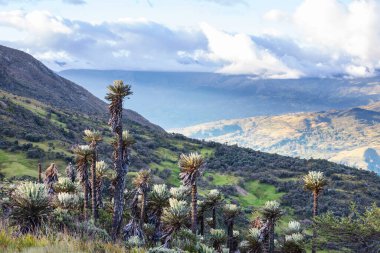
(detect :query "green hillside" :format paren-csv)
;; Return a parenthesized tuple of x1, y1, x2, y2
(1, 88, 379, 221)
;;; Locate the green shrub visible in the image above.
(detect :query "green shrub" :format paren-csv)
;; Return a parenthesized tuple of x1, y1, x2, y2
(9, 182, 52, 234)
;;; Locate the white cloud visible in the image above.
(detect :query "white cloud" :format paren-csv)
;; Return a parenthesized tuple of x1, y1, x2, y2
(195, 0, 247, 6)
(0, 10, 72, 36)
(263, 9, 289, 22)
(0, 0, 85, 5)
(199, 23, 302, 78)
(0, 0, 379, 79)
(293, 0, 380, 77)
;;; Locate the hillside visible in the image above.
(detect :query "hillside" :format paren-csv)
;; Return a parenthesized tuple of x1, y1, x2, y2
(0, 45, 162, 132)
(173, 105, 380, 174)
(60, 69, 380, 129)
(0, 45, 379, 222)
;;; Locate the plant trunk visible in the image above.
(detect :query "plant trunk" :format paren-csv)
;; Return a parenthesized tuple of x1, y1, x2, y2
(140, 191, 146, 227)
(155, 209, 162, 242)
(212, 207, 216, 229)
(111, 123, 126, 241)
(96, 181, 103, 209)
(83, 164, 89, 220)
(227, 221, 233, 252)
(191, 184, 198, 234)
(312, 191, 319, 253)
(199, 213, 204, 235)
(269, 220, 274, 253)
(91, 153, 98, 221)
(38, 163, 42, 183)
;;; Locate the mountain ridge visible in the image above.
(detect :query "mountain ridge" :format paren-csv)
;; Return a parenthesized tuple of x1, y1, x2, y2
(173, 104, 380, 174)
(0, 45, 163, 132)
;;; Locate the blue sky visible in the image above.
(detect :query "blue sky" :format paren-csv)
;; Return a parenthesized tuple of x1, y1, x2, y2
(0, 0, 378, 78)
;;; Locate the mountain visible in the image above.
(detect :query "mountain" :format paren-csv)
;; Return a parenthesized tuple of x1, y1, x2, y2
(59, 69, 380, 129)
(0, 45, 162, 132)
(0, 45, 379, 222)
(172, 104, 380, 174)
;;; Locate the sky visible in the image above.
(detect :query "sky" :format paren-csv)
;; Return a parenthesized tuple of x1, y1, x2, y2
(0, 0, 379, 78)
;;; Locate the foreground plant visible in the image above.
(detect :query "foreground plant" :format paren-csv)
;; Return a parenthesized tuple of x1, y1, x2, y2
(209, 229, 227, 252)
(10, 182, 52, 234)
(149, 184, 171, 241)
(83, 129, 103, 221)
(106, 79, 133, 240)
(95, 160, 109, 209)
(223, 204, 240, 252)
(73, 144, 93, 220)
(240, 228, 261, 253)
(282, 221, 305, 253)
(260, 200, 283, 253)
(205, 189, 223, 229)
(303, 171, 327, 253)
(161, 198, 190, 246)
(178, 152, 204, 234)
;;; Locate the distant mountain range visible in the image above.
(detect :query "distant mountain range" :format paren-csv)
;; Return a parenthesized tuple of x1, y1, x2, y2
(60, 69, 380, 129)
(173, 102, 380, 174)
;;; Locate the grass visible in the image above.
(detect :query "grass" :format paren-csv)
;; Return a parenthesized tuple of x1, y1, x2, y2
(154, 147, 178, 162)
(0, 229, 127, 253)
(237, 180, 284, 207)
(0, 150, 38, 178)
(204, 172, 239, 186)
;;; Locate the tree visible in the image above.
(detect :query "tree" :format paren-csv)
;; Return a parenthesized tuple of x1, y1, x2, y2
(303, 171, 327, 253)
(178, 152, 204, 234)
(204, 189, 223, 229)
(73, 144, 93, 220)
(260, 200, 283, 253)
(105, 80, 133, 240)
(133, 169, 151, 227)
(83, 129, 102, 221)
(94, 160, 108, 209)
(148, 184, 170, 242)
(314, 204, 380, 253)
(223, 204, 240, 252)
(161, 198, 190, 247)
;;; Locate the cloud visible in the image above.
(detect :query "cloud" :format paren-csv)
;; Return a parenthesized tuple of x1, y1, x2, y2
(263, 9, 289, 22)
(0, 10, 209, 71)
(195, 0, 248, 6)
(0, 0, 379, 79)
(198, 23, 302, 78)
(0, 0, 86, 5)
(293, 0, 380, 77)
(62, 0, 86, 4)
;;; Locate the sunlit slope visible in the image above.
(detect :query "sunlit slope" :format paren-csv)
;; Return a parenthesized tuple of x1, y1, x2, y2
(173, 105, 380, 173)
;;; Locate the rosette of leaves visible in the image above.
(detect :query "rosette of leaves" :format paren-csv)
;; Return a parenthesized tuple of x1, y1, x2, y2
(54, 177, 77, 193)
(10, 182, 52, 234)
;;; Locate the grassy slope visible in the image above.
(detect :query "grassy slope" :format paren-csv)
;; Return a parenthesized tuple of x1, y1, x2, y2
(1, 89, 379, 229)
(0, 89, 284, 210)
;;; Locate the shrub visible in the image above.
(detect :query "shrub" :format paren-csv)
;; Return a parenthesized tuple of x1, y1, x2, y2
(54, 177, 77, 193)
(9, 182, 52, 233)
(57, 193, 80, 209)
